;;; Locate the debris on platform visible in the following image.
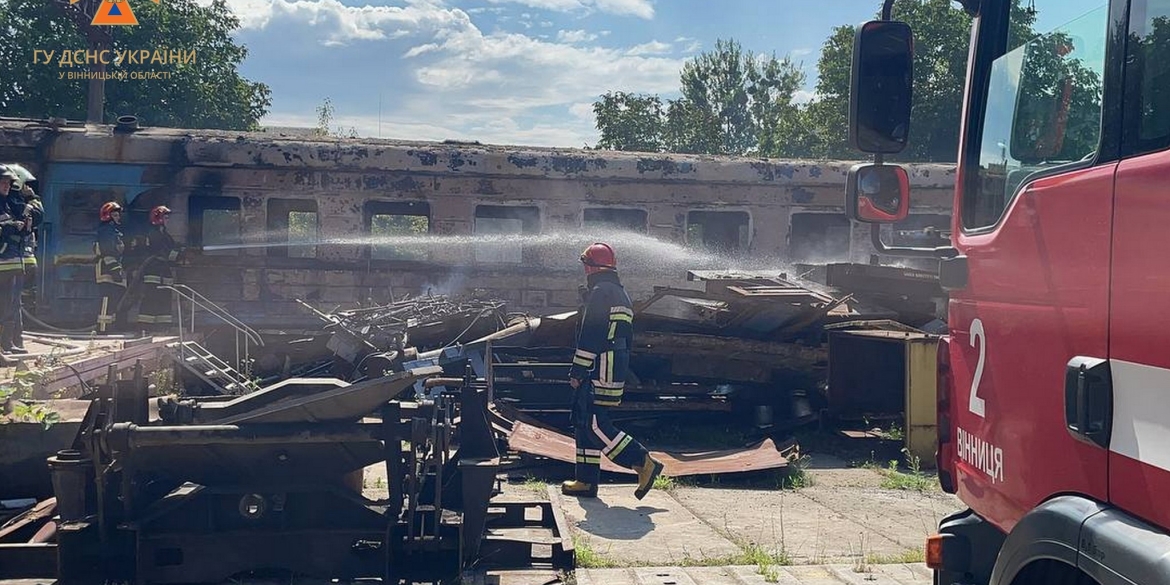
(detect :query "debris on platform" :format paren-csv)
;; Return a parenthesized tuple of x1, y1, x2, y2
(506, 419, 798, 477)
(299, 294, 510, 379)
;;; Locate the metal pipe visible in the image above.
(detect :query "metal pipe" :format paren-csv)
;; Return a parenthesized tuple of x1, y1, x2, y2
(882, 0, 896, 20)
(870, 223, 958, 258)
(106, 422, 384, 450)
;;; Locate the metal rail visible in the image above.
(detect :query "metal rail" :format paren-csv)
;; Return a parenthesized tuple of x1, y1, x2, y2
(163, 284, 264, 379)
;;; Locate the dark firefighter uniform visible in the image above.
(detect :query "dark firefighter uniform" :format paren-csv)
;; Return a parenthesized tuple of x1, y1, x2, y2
(6, 172, 42, 353)
(136, 206, 181, 328)
(0, 166, 25, 354)
(94, 202, 127, 333)
(564, 243, 663, 499)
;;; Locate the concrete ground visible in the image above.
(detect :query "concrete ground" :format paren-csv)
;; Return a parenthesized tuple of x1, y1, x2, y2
(368, 451, 961, 585)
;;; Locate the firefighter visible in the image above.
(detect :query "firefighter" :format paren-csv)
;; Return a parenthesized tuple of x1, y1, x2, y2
(563, 242, 663, 499)
(4, 164, 41, 353)
(94, 201, 127, 333)
(135, 205, 182, 330)
(0, 166, 28, 353)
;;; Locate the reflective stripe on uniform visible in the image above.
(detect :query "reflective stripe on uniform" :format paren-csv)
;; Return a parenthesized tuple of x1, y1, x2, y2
(162, 277, 175, 286)
(573, 348, 596, 368)
(143, 275, 163, 284)
(575, 448, 602, 465)
(607, 435, 633, 459)
(97, 297, 113, 332)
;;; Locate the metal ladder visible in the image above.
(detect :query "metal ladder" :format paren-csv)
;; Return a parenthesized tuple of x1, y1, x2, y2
(162, 283, 265, 394)
(167, 340, 260, 395)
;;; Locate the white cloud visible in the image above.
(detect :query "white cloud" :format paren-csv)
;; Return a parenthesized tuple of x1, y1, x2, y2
(259, 111, 600, 148)
(556, 29, 599, 43)
(794, 90, 815, 104)
(215, 0, 681, 146)
(791, 47, 813, 57)
(625, 40, 672, 56)
(569, 102, 596, 120)
(591, 0, 654, 19)
(405, 26, 683, 102)
(484, 0, 654, 19)
(214, 0, 472, 45)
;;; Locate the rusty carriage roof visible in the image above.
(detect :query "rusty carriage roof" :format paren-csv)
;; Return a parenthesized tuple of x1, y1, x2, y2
(0, 117, 957, 188)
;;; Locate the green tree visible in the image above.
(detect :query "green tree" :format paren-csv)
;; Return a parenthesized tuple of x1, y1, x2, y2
(593, 39, 806, 156)
(316, 97, 336, 137)
(0, 0, 271, 130)
(780, 0, 1040, 162)
(592, 92, 665, 152)
(1012, 31, 1102, 164)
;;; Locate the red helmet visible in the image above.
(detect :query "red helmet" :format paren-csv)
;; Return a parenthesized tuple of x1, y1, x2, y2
(580, 242, 616, 275)
(100, 201, 123, 222)
(150, 205, 172, 225)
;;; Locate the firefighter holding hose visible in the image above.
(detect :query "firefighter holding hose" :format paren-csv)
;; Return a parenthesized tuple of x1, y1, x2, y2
(94, 201, 127, 332)
(563, 242, 663, 499)
(134, 205, 182, 330)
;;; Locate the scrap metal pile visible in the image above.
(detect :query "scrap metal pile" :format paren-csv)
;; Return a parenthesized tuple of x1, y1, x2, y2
(299, 294, 509, 379)
(297, 264, 944, 431)
(0, 361, 573, 583)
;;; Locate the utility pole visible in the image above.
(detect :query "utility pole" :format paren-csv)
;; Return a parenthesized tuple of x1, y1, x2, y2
(55, 0, 112, 124)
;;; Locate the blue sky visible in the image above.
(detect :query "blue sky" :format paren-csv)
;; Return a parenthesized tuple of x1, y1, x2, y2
(217, 0, 887, 146)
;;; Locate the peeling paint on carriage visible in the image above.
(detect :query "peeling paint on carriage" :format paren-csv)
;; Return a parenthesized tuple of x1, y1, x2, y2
(0, 119, 956, 328)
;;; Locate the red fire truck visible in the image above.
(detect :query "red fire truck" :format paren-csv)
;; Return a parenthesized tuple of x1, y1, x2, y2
(845, 0, 1170, 583)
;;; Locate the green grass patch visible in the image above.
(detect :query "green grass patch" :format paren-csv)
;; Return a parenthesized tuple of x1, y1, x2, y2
(866, 548, 926, 565)
(780, 454, 814, 489)
(650, 472, 678, 491)
(573, 536, 623, 569)
(522, 475, 548, 495)
(868, 449, 938, 492)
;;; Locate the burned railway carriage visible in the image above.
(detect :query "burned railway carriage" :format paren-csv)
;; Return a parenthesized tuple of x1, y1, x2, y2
(0, 118, 954, 329)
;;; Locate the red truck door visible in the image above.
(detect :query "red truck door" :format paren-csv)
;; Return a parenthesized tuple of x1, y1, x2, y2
(949, 3, 1113, 532)
(1107, 0, 1170, 533)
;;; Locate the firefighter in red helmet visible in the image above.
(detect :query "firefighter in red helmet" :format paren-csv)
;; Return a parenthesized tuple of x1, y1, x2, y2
(94, 201, 126, 332)
(563, 242, 663, 499)
(134, 205, 183, 330)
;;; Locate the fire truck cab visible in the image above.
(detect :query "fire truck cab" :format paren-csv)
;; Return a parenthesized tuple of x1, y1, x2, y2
(846, 0, 1170, 583)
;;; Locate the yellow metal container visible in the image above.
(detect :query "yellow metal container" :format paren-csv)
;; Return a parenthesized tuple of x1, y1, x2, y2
(827, 329, 939, 465)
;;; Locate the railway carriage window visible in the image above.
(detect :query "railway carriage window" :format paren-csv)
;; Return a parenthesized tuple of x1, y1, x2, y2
(364, 201, 430, 261)
(686, 211, 749, 254)
(267, 199, 318, 259)
(892, 214, 951, 247)
(188, 196, 241, 256)
(474, 205, 540, 264)
(583, 208, 648, 233)
(963, 2, 1108, 230)
(789, 213, 851, 263)
(1122, 0, 1170, 156)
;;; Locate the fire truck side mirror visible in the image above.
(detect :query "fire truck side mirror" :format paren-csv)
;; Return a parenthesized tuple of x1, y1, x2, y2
(849, 20, 914, 155)
(846, 163, 910, 224)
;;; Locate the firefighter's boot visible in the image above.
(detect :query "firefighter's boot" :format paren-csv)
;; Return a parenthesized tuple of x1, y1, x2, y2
(561, 480, 598, 498)
(634, 454, 664, 500)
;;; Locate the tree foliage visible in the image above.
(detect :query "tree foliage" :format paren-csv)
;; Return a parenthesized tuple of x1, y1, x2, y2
(593, 92, 665, 152)
(592, 39, 805, 156)
(0, 0, 270, 130)
(782, 0, 980, 161)
(592, 0, 1051, 163)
